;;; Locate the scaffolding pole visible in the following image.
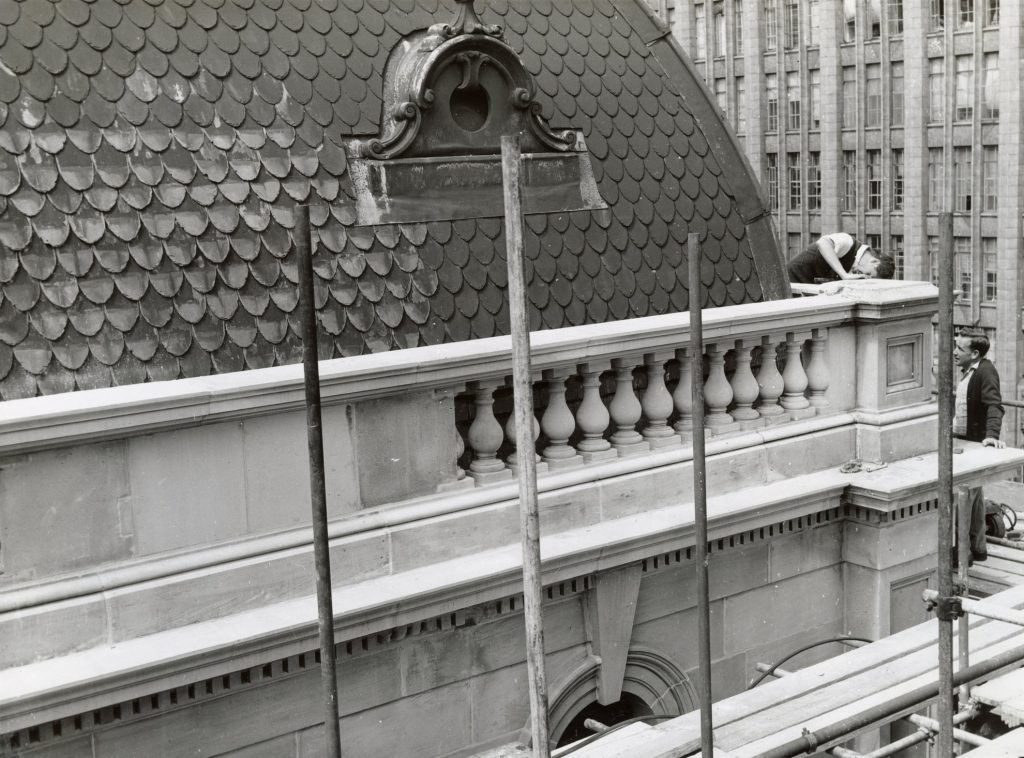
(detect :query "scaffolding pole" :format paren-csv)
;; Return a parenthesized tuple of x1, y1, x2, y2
(936, 211, 956, 758)
(689, 233, 714, 758)
(501, 134, 551, 758)
(295, 203, 343, 758)
(956, 486, 971, 704)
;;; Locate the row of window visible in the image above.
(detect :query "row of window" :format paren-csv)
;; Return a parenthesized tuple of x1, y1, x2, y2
(764, 147, 999, 214)
(688, 0, 1000, 61)
(928, 237, 999, 304)
(753, 53, 999, 135)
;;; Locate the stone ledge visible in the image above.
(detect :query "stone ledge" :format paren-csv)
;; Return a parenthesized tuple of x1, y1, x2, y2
(844, 444, 1024, 513)
(0, 473, 848, 734)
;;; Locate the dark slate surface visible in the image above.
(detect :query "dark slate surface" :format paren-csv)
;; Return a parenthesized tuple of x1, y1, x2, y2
(0, 0, 785, 400)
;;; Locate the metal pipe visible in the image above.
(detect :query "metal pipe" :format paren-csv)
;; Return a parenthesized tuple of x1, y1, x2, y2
(501, 134, 550, 758)
(923, 589, 1024, 628)
(957, 486, 971, 703)
(936, 211, 956, 758)
(295, 203, 342, 758)
(754, 667, 986, 749)
(989, 535, 1024, 551)
(689, 232, 714, 758)
(754, 639, 1024, 758)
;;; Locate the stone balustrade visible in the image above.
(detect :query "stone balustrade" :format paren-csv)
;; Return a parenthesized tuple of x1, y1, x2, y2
(458, 328, 833, 486)
(0, 281, 940, 595)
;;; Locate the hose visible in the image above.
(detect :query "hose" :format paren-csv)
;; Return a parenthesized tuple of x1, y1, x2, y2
(748, 636, 874, 689)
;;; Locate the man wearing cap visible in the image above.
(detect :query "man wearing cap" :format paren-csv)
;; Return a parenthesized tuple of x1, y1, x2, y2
(787, 232, 895, 284)
(953, 330, 1005, 565)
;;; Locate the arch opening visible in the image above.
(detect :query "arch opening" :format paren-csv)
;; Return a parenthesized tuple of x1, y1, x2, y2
(554, 692, 654, 748)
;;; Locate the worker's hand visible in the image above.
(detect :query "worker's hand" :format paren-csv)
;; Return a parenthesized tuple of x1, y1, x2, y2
(982, 437, 1005, 449)
(840, 272, 868, 280)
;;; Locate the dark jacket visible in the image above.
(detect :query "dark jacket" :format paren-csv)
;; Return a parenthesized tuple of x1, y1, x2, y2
(964, 358, 1004, 442)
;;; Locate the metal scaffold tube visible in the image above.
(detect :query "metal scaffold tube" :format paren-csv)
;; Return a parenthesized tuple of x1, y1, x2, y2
(501, 134, 551, 758)
(296, 203, 343, 758)
(689, 232, 714, 758)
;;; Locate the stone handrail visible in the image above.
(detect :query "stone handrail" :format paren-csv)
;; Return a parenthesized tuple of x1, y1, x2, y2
(0, 295, 857, 458)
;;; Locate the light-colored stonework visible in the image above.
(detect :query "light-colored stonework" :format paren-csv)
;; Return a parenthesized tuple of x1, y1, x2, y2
(2, 283, 1021, 757)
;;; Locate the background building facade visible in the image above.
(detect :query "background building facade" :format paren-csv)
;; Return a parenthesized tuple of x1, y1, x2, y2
(649, 0, 1024, 444)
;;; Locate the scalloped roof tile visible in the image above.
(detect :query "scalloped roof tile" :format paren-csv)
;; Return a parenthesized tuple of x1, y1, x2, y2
(0, 0, 784, 400)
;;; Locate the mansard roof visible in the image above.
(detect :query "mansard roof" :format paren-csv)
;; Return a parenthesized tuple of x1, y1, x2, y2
(0, 0, 785, 400)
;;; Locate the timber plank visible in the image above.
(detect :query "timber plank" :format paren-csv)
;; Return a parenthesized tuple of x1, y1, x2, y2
(959, 727, 1024, 757)
(730, 632, 1024, 757)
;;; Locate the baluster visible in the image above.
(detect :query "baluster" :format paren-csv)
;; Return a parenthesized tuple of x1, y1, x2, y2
(505, 376, 545, 475)
(780, 331, 813, 415)
(806, 328, 831, 409)
(609, 357, 649, 456)
(642, 352, 679, 448)
(703, 343, 737, 430)
(576, 361, 617, 462)
(541, 367, 583, 469)
(756, 335, 785, 419)
(466, 379, 512, 484)
(672, 347, 694, 439)
(730, 338, 761, 427)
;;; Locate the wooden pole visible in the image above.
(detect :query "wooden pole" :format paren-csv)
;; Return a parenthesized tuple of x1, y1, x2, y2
(501, 134, 550, 757)
(936, 211, 955, 758)
(689, 232, 714, 758)
(295, 204, 343, 758)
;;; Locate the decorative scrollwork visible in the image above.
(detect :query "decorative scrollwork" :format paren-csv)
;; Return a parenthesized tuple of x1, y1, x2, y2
(360, 102, 423, 159)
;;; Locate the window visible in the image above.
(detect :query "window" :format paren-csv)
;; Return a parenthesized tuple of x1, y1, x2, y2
(928, 148, 944, 211)
(714, 78, 727, 113)
(954, 147, 972, 212)
(955, 56, 973, 121)
(986, 0, 999, 26)
(865, 64, 881, 127)
(788, 152, 801, 210)
(982, 238, 997, 302)
(843, 151, 857, 212)
(842, 67, 857, 128)
(695, 4, 706, 59)
(765, 0, 778, 51)
(808, 0, 821, 45)
(784, 0, 799, 49)
(890, 235, 905, 279)
(890, 62, 904, 126)
(843, 0, 856, 42)
(807, 152, 821, 210)
(735, 77, 746, 133)
(955, 237, 971, 302)
(714, 6, 726, 57)
(809, 70, 821, 129)
(928, 59, 944, 124)
(786, 71, 801, 130)
(892, 149, 904, 210)
(734, 1, 743, 52)
(766, 153, 779, 211)
(788, 233, 803, 258)
(929, 237, 939, 284)
(888, 0, 904, 35)
(866, 150, 882, 210)
(983, 146, 998, 212)
(982, 52, 999, 120)
(766, 74, 779, 131)
(957, 0, 973, 29)
(867, 235, 883, 259)
(931, 0, 945, 32)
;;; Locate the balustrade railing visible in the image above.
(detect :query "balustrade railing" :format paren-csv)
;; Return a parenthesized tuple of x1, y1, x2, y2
(458, 325, 836, 485)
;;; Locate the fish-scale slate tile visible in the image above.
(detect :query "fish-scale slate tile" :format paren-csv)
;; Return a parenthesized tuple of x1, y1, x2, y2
(0, 0, 782, 400)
